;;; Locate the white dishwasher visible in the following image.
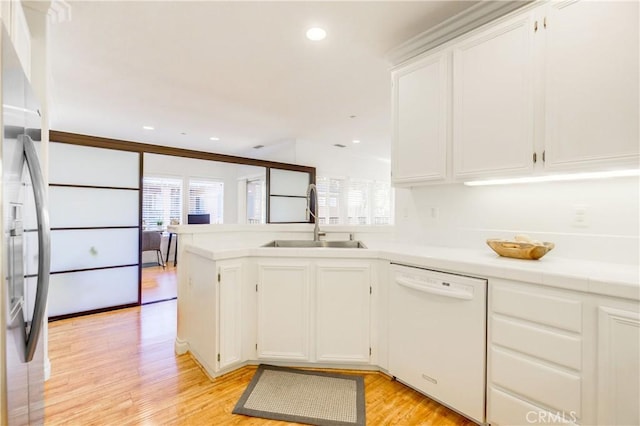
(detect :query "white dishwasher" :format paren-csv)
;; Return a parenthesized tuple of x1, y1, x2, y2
(388, 263, 487, 424)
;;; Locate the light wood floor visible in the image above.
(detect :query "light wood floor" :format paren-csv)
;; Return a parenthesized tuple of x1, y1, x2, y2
(45, 300, 475, 425)
(141, 264, 178, 304)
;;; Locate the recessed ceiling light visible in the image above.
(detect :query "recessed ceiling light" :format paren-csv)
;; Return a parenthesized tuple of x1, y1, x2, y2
(352, 139, 361, 144)
(306, 27, 327, 41)
(142, 126, 154, 130)
(209, 137, 220, 141)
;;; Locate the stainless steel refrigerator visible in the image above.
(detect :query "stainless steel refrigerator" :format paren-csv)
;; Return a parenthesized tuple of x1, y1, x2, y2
(2, 24, 50, 426)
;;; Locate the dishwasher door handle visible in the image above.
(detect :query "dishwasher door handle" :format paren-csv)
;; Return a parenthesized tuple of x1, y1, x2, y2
(396, 276, 473, 300)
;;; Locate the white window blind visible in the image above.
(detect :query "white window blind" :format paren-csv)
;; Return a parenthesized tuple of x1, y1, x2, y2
(246, 178, 266, 224)
(189, 179, 224, 224)
(142, 176, 182, 228)
(373, 181, 393, 225)
(316, 176, 342, 225)
(315, 175, 393, 225)
(347, 179, 370, 225)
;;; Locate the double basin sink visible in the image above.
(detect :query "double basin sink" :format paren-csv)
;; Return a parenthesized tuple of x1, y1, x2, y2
(262, 240, 367, 249)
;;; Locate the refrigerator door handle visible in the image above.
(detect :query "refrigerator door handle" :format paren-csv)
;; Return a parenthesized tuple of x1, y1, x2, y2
(19, 134, 51, 362)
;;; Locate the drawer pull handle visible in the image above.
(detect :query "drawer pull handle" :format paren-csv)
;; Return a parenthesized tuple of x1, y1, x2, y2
(396, 277, 473, 300)
(422, 374, 437, 384)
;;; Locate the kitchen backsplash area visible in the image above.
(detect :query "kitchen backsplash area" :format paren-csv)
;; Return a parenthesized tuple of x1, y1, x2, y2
(394, 176, 639, 265)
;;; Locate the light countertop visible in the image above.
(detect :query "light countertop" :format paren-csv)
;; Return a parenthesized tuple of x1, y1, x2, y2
(184, 241, 640, 301)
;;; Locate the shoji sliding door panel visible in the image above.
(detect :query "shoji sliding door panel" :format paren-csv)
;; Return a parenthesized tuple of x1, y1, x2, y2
(50, 228, 139, 272)
(48, 141, 141, 319)
(48, 267, 140, 317)
(49, 142, 139, 187)
(49, 187, 139, 228)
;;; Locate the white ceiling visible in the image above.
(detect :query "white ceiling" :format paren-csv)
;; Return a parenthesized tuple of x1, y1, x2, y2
(49, 1, 477, 161)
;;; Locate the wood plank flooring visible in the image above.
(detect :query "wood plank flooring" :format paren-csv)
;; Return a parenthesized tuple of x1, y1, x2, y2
(45, 300, 475, 425)
(141, 265, 178, 304)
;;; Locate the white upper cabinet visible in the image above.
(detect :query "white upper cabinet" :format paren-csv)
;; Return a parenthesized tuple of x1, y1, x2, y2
(392, 0, 639, 183)
(452, 13, 535, 179)
(392, 49, 449, 185)
(543, 0, 639, 171)
(1, 1, 31, 78)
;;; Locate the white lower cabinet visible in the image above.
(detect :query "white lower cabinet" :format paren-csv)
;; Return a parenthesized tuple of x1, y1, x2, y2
(182, 256, 245, 375)
(316, 262, 371, 363)
(488, 279, 584, 425)
(256, 261, 312, 361)
(488, 279, 640, 426)
(217, 261, 243, 370)
(596, 303, 640, 426)
(256, 259, 372, 364)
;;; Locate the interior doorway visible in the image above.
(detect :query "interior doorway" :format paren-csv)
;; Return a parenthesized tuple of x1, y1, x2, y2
(141, 263, 177, 304)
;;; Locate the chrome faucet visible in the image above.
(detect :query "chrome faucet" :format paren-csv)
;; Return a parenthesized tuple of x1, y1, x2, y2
(306, 183, 322, 241)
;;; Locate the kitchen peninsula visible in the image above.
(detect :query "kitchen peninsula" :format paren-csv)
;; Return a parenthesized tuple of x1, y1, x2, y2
(171, 224, 639, 426)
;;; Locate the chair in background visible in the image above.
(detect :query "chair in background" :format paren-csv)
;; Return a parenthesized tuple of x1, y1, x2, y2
(142, 230, 165, 268)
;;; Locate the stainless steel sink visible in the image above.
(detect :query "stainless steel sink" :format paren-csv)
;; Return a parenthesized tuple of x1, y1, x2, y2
(261, 240, 367, 249)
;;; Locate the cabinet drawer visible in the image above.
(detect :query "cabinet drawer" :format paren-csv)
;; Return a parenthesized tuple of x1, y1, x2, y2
(492, 284, 582, 332)
(491, 316, 582, 370)
(489, 387, 578, 426)
(490, 347, 581, 416)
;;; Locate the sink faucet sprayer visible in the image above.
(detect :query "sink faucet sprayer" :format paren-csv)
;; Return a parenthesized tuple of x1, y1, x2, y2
(306, 183, 322, 241)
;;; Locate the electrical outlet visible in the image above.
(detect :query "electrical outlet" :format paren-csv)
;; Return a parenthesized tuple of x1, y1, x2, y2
(572, 205, 589, 228)
(428, 207, 439, 220)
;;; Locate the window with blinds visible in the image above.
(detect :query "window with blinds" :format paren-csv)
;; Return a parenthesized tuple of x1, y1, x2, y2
(316, 176, 342, 225)
(347, 179, 370, 225)
(246, 178, 266, 224)
(142, 176, 182, 228)
(189, 178, 224, 224)
(372, 181, 393, 225)
(315, 175, 393, 225)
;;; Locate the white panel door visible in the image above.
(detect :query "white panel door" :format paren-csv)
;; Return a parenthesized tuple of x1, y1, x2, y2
(316, 262, 370, 363)
(453, 12, 535, 179)
(597, 306, 640, 426)
(392, 49, 449, 184)
(49, 143, 140, 188)
(217, 261, 243, 370)
(257, 262, 311, 360)
(544, 0, 639, 171)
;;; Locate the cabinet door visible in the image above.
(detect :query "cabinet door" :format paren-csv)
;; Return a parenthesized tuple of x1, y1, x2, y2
(217, 261, 243, 370)
(544, 1, 639, 171)
(597, 305, 640, 425)
(257, 262, 311, 360)
(316, 263, 371, 363)
(453, 13, 536, 179)
(392, 50, 449, 185)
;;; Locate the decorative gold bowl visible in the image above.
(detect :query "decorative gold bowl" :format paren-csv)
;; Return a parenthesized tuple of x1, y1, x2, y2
(486, 239, 555, 260)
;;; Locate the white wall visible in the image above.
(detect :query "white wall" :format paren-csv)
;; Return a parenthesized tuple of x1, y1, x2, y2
(142, 153, 264, 263)
(394, 176, 640, 265)
(295, 139, 390, 182)
(246, 138, 391, 182)
(144, 153, 266, 224)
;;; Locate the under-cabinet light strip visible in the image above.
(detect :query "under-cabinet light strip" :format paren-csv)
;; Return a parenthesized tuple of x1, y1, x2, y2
(464, 169, 640, 186)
